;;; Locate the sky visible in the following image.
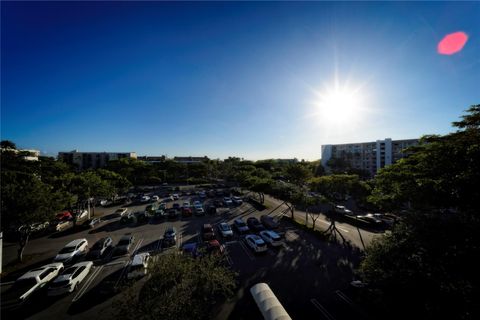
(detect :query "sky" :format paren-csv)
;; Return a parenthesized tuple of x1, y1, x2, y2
(1, 1, 479, 160)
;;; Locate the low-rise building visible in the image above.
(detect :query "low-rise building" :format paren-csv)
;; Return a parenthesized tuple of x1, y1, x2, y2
(321, 138, 419, 177)
(137, 156, 166, 163)
(173, 156, 209, 164)
(58, 150, 137, 170)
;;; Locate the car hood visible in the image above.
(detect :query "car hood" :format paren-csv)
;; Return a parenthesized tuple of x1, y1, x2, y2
(222, 230, 233, 235)
(54, 252, 75, 261)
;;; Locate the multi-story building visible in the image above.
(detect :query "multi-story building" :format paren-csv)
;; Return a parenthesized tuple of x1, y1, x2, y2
(58, 150, 137, 170)
(321, 138, 419, 177)
(173, 156, 209, 164)
(0, 147, 40, 161)
(137, 155, 166, 163)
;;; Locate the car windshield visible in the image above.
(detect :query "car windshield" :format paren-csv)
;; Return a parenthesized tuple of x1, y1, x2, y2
(92, 240, 105, 249)
(50, 280, 70, 288)
(62, 267, 76, 275)
(220, 224, 229, 230)
(59, 246, 76, 254)
(237, 221, 246, 227)
(270, 234, 280, 240)
(118, 239, 131, 246)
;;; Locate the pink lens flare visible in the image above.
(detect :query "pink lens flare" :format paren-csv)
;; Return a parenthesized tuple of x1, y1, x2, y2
(437, 31, 468, 55)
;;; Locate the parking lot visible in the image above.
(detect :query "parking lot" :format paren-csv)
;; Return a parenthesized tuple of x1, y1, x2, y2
(1, 189, 369, 320)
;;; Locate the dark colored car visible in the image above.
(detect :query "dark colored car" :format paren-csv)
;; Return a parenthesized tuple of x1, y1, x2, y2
(88, 237, 113, 259)
(120, 212, 136, 224)
(114, 235, 135, 255)
(134, 211, 150, 223)
(233, 218, 249, 234)
(182, 207, 192, 217)
(214, 200, 223, 207)
(168, 208, 180, 219)
(247, 217, 265, 232)
(202, 224, 215, 241)
(207, 205, 217, 215)
(82, 217, 102, 229)
(260, 215, 279, 229)
(172, 203, 181, 210)
(163, 227, 177, 246)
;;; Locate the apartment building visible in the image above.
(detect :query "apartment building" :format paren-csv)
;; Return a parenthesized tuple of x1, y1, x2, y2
(173, 156, 209, 164)
(321, 138, 419, 177)
(58, 150, 137, 170)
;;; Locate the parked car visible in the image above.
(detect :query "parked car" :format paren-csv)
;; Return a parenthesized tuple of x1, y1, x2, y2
(82, 217, 102, 229)
(73, 209, 88, 220)
(172, 203, 181, 210)
(182, 201, 190, 208)
(182, 243, 199, 258)
(127, 253, 151, 279)
(334, 205, 353, 215)
(53, 239, 88, 263)
(214, 200, 223, 207)
(20, 221, 50, 234)
(134, 211, 150, 223)
(163, 227, 177, 246)
(55, 211, 73, 221)
(233, 218, 249, 234)
(247, 217, 265, 232)
(195, 206, 205, 216)
(140, 195, 151, 203)
(2, 263, 64, 309)
(87, 237, 113, 259)
(120, 212, 136, 224)
(114, 235, 135, 255)
(206, 240, 224, 255)
(114, 208, 128, 217)
(206, 205, 217, 215)
(172, 194, 179, 200)
(260, 215, 279, 229)
(182, 207, 193, 217)
(232, 196, 243, 205)
(244, 234, 268, 253)
(217, 222, 233, 238)
(223, 197, 233, 206)
(202, 224, 215, 241)
(259, 230, 283, 247)
(151, 195, 160, 202)
(47, 261, 93, 296)
(53, 220, 74, 232)
(168, 208, 180, 219)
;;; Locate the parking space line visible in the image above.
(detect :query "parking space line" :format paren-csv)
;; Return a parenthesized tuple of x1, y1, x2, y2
(335, 290, 369, 319)
(72, 265, 103, 302)
(114, 260, 130, 289)
(178, 233, 183, 249)
(131, 238, 144, 256)
(310, 298, 336, 320)
(225, 240, 238, 245)
(238, 240, 255, 261)
(0, 281, 15, 286)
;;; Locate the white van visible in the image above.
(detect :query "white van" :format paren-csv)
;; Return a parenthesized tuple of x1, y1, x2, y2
(127, 253, 151, 279)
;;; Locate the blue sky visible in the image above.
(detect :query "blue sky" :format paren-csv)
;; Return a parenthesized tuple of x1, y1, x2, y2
(2, 2, 479, 160)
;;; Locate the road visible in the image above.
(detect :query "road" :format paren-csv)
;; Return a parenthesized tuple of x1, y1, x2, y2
(262, 194, 384, 250)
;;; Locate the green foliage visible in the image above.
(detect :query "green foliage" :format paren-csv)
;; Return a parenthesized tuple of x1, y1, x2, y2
(116, 253, 236, 320)
(361, 105, 480, 320)
(285, 163, 313, 186)
(0, 140, 16, 149)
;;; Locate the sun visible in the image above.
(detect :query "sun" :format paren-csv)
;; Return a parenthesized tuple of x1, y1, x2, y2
(315, 86, 363, 125)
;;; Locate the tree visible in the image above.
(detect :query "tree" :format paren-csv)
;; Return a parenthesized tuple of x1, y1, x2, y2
(360, 105, 480, 320)
(1, 171, 70, 262)
(285, 163, 313, 186)
(0, 140, 16, 149)
(116, 253, 236, 320)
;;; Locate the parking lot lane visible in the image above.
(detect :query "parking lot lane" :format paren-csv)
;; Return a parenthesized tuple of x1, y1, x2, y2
(310, 298, 336, 320)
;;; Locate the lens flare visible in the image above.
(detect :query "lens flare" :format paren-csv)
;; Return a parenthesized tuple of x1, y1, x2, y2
(437, 31, 468, 55)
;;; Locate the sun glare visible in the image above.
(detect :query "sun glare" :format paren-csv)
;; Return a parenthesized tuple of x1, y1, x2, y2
(315, 87, 363, 125)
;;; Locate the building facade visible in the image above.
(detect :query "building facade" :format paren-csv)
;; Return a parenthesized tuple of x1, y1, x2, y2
(321, 138, 419, 177)
(137, 155, 166, 163)
(173, 156, 209, 164)
(58, 150, 137, 170)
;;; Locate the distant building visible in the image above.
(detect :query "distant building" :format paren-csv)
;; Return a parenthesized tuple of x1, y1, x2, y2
(173, 156, 209, 164)
(137, 155, 166, 163)
(0, 147, 40, 161)
(274, 158, 299, 164)
(58, 150, 137, 170)
(321, 138, 419, 177)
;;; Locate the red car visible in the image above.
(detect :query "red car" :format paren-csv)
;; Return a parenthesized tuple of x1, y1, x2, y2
(55, 211, 73, 221)
(207, 240, 224, 255)
(182, 207, 192, 217)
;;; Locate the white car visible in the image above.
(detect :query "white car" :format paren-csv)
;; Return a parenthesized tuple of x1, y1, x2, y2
(259, 230, 283, 247)
(140, 195, 151, 203)
(53, 239, 88, 263)
(244, 234, 268, 253)
(3, 263, 64, 308)
(334, 205, 353, 215)
(223, 197, 233, 206)
(217, 222, 233, 238)
(152, 195, 160, 202)
(54, 220, 74, 232)
(115, 207, 129, 217)
(47, 261, 94, 296)
(172, 194, 179, 200)
(73, 209, 88, 220)
(182, 201, 190, 208)
(127, 253, 151, 279)
(232, 196, 243, 205)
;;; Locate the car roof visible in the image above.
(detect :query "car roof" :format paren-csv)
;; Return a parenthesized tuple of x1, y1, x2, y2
(262, 230, 279, 237)
(234, 218, 244, 223)
(209, 240, 220, 246)
(65, 238, 87, 247)
(120, 235, 133, 240)
(247, 234, 262, 241)
(18, 263, 63, 280)
(71, 261, 93, 268)
(203, 223, 212, 228)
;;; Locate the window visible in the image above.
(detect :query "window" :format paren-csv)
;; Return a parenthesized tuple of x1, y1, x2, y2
(39, 268, 54, 280)
(72, 266, 86, 278)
